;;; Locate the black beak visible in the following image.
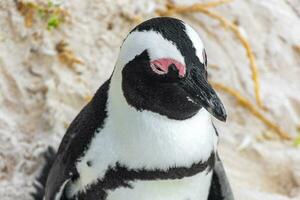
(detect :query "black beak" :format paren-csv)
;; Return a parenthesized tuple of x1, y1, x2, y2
(180, 69, 227, 122)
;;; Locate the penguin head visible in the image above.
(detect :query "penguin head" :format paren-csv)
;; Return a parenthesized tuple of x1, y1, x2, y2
(113, 17, 226, 121)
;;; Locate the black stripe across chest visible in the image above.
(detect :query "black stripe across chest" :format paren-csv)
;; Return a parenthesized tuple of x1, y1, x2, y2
(73, 152, 215, 200)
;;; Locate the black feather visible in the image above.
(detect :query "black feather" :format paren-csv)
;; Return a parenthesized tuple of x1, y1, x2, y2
(208, 169, 225, 200)
(31, 146, 56, 200)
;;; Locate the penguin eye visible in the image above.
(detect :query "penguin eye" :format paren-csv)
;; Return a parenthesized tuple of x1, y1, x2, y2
(202, 49, 207, 69)
(150, 62, 168, 75)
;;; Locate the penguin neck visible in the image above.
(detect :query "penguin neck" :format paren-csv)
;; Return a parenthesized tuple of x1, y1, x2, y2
(105, 72, 218, 169)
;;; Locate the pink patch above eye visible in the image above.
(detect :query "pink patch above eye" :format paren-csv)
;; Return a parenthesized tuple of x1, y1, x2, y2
(150, 58, 186, 77)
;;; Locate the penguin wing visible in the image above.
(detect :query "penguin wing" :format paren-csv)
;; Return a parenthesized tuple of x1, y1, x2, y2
(208, 154, 235, 200)
(44, 79, 110, 200)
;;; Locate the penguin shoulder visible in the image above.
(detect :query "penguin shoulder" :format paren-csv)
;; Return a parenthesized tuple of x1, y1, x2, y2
(44, 79, 111, 200)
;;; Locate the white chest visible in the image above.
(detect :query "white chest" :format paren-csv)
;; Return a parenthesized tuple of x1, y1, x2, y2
(66, 94, 217, 198)
(106, 170, 213, 200)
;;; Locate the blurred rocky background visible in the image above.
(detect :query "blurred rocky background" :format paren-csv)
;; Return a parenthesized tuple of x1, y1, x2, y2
(0, 0, 300, 199)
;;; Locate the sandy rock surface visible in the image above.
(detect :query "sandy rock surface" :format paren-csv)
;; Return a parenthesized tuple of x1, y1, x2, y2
(0, 0, 300, 199)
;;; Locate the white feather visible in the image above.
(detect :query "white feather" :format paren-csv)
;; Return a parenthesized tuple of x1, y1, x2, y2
(184, 23, 205, 63)
(106, 170, 213, 200)
(116, 30, 185, 72)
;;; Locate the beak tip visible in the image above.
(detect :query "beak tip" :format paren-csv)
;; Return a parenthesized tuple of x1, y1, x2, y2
(219, 114, 227, 122)
(213, 107, 227, 122)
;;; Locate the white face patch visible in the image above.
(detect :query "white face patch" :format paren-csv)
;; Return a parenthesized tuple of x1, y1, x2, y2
(184, 23, 205, 64)
(116, 30, 185, 72)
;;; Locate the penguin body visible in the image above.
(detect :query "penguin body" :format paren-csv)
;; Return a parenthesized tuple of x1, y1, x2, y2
(34, 17, 234, 200)
(66, 105, 216, 200)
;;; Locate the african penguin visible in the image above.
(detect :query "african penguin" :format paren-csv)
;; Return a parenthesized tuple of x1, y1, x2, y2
(32, 17, 234, 200)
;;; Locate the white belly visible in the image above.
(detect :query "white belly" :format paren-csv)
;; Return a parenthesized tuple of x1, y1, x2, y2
(106, 171, 212, 200)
